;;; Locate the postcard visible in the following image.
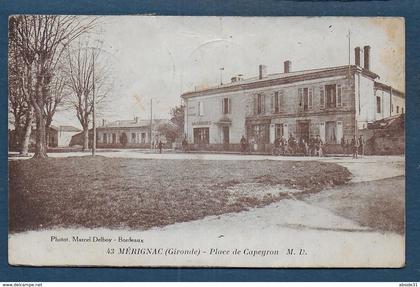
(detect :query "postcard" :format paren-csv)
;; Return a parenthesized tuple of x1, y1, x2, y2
(8, 16, 405, 267)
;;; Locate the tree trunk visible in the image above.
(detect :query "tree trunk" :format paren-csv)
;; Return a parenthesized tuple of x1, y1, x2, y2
(33, 113, 48, 158)
(12, 125, 21, 152)
(45, 121, 51, 148)
(82, 127, 89, 151)
(20, 113, 33, 156)
(45, 129, 50, 147)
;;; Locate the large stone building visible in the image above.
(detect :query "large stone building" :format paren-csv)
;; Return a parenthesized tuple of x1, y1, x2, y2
(181, 46, 405, 152)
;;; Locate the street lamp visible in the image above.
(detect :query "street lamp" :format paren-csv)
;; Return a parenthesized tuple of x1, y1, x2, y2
(149, 98, 160, 150)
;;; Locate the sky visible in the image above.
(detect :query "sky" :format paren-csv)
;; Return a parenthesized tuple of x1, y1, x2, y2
(53, 16, 405, 128)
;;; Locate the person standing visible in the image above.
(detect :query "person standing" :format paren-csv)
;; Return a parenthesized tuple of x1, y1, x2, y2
(351, 135, 359, 159)
(158, 140, 163, 154)
(317, 135, 324, 157)
(308, 136, 314, 156)
(240, 135, 247, 154)
(182, 136, 188, 153)
(302, 138, 308, 156)
(341, 136, 346, 156)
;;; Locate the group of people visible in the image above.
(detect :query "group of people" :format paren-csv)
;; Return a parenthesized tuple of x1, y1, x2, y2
(183, 134, 365, 158)
(342, 135, 365, 159)
(151, 140, 164, 153)
(272, 134, 325, 157)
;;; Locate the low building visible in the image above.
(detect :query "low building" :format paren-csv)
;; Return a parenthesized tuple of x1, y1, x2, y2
(48, 125, 81, 147)
(181, 45, 405, 153)
(70, 118, 171, 148)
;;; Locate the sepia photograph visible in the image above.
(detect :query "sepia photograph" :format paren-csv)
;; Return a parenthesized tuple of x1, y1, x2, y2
(7, 16, 405, 267)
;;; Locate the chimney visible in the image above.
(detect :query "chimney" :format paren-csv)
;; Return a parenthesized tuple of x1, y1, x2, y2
(102, 119, 107, 127)
(284, 60, 292, 73)
(134, 116, 139, 123)
(231, 74, 244, 83)
(363, 45, 371, 70)
(259, 64, 267, 79)
(354, 47, 361, 66)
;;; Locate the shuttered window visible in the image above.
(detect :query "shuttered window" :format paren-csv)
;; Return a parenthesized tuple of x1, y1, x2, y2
(320, 86, 325, 109)
(298, 88, 303, 111)
(257, 94, 265, 114)
(273, 91, 283, 113)
(337, 84, 342, 107)
(198, 101, 204, 116)
(298, 88, 312, 111)
(222, 98, 231, 114)
(308, 88, 313, 110)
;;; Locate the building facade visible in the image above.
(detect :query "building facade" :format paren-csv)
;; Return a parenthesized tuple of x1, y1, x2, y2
(95, 118, 170, 148)
(181, 46, 405, 152)
(48, 125, 81, 147)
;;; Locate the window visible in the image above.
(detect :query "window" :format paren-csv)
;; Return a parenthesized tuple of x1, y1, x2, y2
(325, 121, 337, 144)
(198, 101, 204, 116)
(131, 133, 136, 143)
(112, 133, 116, 144)
(320, 86, 325, 109)
(103, 133, 107, 144)
(257, 94, 264, 114)
(193, 128, 209, 144)
(298, 88, 313, 111)
(141, 133, 146, 143)
(397, 106, 400, 113)
(324, 121, 342, 144)
(273, 91, 284, 113)
(222, 98, 230, 114)
(376, 96, 381, 113)
(325, 84, 337, 108)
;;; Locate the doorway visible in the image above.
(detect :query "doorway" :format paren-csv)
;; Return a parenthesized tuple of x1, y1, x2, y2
(297, 121, 310, 142)
(325, 121, 337, 144)
(222, 126, 230, 145)
(222, 126, 230, 151)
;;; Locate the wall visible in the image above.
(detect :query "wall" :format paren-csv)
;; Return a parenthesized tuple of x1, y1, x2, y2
(97, 127, 150, 146)
(246, 74, 356, 144)
(392, 94, 405, 116)
(358, 127, 404, 155)
(374, 88, 392, 120)
(58, 131, 80, 147)
(356, 73, 375, 129)
(184, 90, 249, 144)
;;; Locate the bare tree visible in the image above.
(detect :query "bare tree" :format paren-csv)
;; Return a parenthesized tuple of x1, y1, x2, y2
(64, 40, 110, 151)
(8, 16, 32, 155)
(9, 15, 97, 158)
(44, 64, 69, 147)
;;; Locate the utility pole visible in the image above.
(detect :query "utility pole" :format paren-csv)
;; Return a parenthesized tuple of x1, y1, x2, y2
(347, 30, 351, 80)
(150, 98, 153, 149)
(348, 30, 351, 66)
(92, 50, 96, 156)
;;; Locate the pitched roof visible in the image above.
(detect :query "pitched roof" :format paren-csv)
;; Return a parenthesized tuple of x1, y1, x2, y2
(374, 81, 405, 98)
(50, 125, 81, 132)
(181, 65, 379, 98)
(99, 118, 170, 129)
